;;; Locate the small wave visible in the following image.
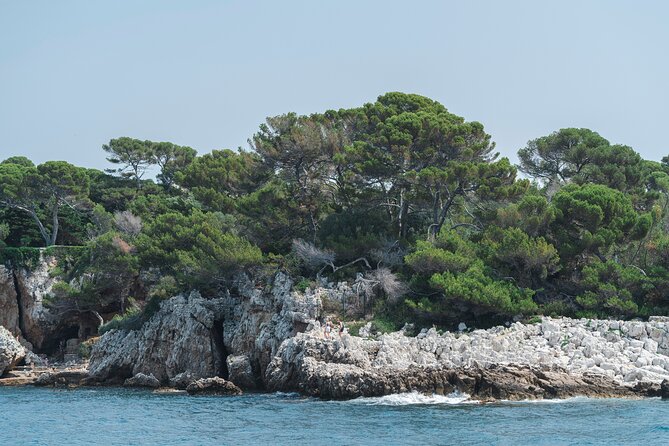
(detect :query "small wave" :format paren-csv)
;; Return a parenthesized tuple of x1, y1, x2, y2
(273, 391, 303, 398)
(350, 391, 475, 406)
(502, 396, 598, 404)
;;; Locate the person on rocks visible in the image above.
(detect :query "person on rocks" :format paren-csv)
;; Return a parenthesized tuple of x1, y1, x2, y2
(338, 320, 345, 338)
(324, 318, 333, 339)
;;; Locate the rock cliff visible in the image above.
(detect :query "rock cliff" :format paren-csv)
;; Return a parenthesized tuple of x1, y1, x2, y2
(87, 272, 321, 388)
(0, 255, 71, 352)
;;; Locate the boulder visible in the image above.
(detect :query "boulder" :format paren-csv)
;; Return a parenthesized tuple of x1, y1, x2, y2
(34, 370, 88, 387)
(661, 379, 669, 399)
(226, 354, 257, 389)
(169, 372, 196, 389)
(358, 322, 373, 338)
(186, 377, 242, 396)
(124, 373, 161, 388)
(0, 325, 25, 376)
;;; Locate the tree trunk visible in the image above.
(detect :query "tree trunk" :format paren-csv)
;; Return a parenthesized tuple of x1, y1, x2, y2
(431, 191, 458, 239)
(398, 187, 409, 238)
(49, 200, 59, 246)
(29, 209, 52, 247)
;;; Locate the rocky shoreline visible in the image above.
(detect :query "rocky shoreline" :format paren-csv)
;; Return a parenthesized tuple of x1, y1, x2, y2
(3, 269, 669, 401)
(4, 313, 669, 401)
(265, 316, 669, 400)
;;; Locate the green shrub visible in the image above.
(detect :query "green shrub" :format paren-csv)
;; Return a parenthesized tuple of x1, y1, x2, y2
(540, 300, 575, 318)
(294, 277, 312, 293)
(99, 307, 143, 334)
(371, 317, 396, 334)
(78, 339, 97, 359)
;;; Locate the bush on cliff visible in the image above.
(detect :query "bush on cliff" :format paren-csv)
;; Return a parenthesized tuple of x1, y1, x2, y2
(137, 209, 263, 290)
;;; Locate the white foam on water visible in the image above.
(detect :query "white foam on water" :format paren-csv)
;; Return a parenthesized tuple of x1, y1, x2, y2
(502, 396, 596, 404)
(350, 391, 476, 406)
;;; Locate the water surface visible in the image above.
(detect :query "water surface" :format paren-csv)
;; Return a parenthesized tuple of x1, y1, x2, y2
(1, 387, 667, 445)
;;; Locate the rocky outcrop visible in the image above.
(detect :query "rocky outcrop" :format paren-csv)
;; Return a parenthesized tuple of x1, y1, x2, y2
(34, 369, 88, 387)
(88, 292, 227, 384)
(0, 325, 26, 376)
(0, 254, 88, 353)
(661, 379, 669, 399)
(220, 272, 321, 380)
(0, 267, 20, 337)
(124, 373, 161, 388)
(87, 272, 321, 389)
(265, 317, 669, 400)
(12, 255, 60, 350)
(185, 377, 242, 396)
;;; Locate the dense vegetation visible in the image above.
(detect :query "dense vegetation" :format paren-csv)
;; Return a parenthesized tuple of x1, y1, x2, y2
(2, 92, 669, 329)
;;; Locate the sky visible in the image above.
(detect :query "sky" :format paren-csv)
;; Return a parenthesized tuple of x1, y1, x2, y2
(1, 0, 668, 171)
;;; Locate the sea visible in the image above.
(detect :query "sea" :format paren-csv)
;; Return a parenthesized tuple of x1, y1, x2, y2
(0, 387, 667, 445)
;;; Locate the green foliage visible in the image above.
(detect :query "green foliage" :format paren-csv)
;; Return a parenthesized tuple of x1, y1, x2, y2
(234, 178, 310, 252)
(429, 261, 537, 317)
(137, 209, 263, 288)
(0, 222, 8, 248)
(551, 184, 648, 259)
(482, 227, 560, 287)
(575, 260, 652, 317)
(294, 277, 313, 293)
(0, 245, 89, 270)
(370, 317, 397, 334)
(78, 339, 95, 358)
(149, 275, 180, 300)
(103, 137, 154, 187)
(340, 92, 525, 238)
(6, 95, 669, 329)
(99, 307, 143, 334)
(405, 228, 538, 321)
(495, 193, 555, 237)
(0, 160, 90, 246)
(2, 156, 35, 167)
(0, 247, 43, 268)
(318, 208, 393, 262)
(176, 149, 268, 212)
(405, 235, 475, 276)
(152, 141, 197, 188)
(518, 128, 609, 184)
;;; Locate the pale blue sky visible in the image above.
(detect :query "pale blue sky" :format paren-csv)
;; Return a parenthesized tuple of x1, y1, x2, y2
(1, 0, 668, 170)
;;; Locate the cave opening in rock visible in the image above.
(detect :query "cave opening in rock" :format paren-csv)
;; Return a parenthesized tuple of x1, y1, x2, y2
(39, 324, 80, 357)
(211, 319, 229, 379)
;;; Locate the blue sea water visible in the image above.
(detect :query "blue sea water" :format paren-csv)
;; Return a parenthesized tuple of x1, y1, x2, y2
(0, 387, 667, 445)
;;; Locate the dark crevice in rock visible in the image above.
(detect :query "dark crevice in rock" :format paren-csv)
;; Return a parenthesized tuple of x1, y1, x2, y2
(293, 321, 308, 336)
(10, 268, 26, 341)
(211, 319, 229, 379)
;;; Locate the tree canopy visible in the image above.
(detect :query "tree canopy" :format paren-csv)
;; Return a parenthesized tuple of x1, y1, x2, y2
(3, 92, 669, 330)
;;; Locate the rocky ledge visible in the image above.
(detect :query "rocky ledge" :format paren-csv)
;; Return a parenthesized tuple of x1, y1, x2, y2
(0, 326, 25, 377)
(265, 316, 669, 400)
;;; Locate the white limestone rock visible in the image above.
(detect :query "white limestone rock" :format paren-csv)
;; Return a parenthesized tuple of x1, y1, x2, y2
(0, 325, 26, 376)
